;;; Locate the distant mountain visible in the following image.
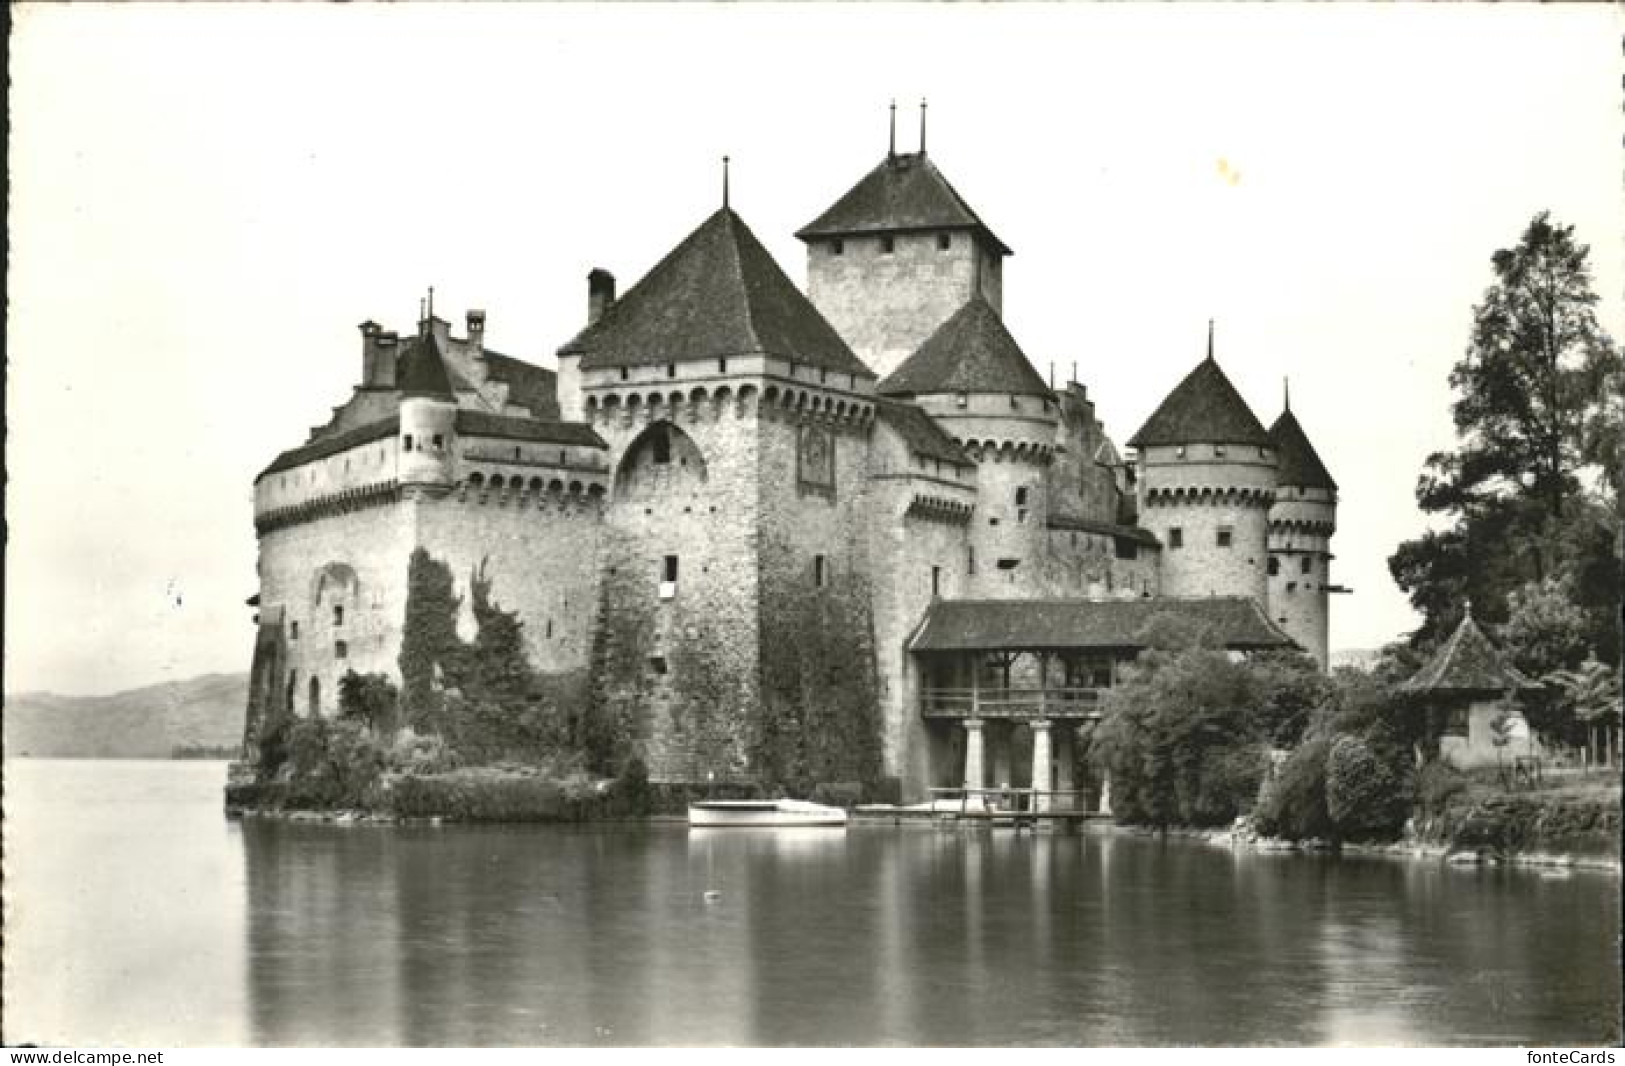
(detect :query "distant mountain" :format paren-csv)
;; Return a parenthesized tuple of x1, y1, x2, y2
(1329, 648, 1383, 671)
(4, 672, 248, 758)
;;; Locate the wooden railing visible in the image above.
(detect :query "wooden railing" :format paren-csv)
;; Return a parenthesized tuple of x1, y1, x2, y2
(919, 687, 1105, 720)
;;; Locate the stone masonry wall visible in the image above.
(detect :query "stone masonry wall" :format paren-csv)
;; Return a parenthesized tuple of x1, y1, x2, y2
(589, 396, 764, 782)
(756, 404, 887, 793)
(806, 231, 980, 381)
(255, 500, 417, 719)
(413, 489, 603, 679)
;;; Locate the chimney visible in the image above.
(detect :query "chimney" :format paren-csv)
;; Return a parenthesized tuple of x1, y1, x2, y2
(359, 320, 382, 386)
(376, 330, 399, 388)
(588, 268, 616, 326)
(466, 309, 486, 356)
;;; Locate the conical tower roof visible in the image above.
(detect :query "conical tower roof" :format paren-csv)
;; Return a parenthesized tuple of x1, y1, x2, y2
(1402, 607, 1534, 696)
(796, 152, 1011, 255)
(1269, 408, 1338, 491)
(877, 295, 1051, 398)
(397, 333, 454, 399)
(560, 207, 872, 378)
(1128, 355, 1270, 449)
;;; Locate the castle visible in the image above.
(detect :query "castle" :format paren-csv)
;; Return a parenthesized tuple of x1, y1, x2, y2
(243, 122, 1342, 803)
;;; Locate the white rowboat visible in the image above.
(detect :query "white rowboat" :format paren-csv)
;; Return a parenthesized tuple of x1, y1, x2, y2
(687, 799, 848, 828)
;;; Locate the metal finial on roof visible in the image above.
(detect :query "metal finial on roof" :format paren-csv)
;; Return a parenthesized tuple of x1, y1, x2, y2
(888, 100, 897, 158)
(722, 155, 730, 209)
(1463, 598, 1473, 620)
(919, 98, 928, 155)
(1207, 318, 1215, 361)
(1283, 376, 1291, 412)
(428, 285, 434, 321)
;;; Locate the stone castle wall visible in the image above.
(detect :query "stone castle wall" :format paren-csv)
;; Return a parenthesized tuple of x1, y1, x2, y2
(806, 230, 983, 380)
(586, 393, 767, 782)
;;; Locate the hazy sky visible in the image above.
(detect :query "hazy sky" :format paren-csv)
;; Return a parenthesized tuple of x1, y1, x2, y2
(7, 4, 1621, 696)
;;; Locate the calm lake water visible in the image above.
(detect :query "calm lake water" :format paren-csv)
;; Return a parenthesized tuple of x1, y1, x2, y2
(4, 759, 1620, 1047)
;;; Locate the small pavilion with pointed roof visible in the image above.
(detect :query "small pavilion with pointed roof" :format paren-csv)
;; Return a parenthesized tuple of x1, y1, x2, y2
(1403, 604, 1541, 768)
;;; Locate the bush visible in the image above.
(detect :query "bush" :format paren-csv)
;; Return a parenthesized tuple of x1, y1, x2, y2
(1416, 760, 1468, 819)
(1255, 735, 1333, 841)
(388, 731, 464, 776)
(282, 718, 389, 809)
(811, 781, 864, 810)
(1325, 735, 1410, 841)
(386, 767, 592, 822)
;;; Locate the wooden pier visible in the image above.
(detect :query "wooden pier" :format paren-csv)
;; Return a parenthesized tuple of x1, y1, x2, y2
(853, 787, 1114, 832)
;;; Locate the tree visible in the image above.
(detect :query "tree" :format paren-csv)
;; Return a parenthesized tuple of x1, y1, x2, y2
(398, 548, 463, 732)
(1549, 656, 1623, 769)
(337, 671, 400, 734)
(1390, 213, 1620, 655)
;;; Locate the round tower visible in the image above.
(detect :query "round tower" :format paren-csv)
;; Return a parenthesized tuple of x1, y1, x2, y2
(1266, 393, 1338, 668)
(395, 332, 458, 491)
(878, 295, 1056, 598)
(1129, 341, 1277, 605)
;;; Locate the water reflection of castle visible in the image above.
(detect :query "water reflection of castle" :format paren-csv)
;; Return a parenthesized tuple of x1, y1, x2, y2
(246, 110, 1340, 799)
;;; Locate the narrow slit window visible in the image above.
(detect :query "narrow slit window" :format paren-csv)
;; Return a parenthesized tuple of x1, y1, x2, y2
(664, 555, 679, 583)
(333, 605, 344, 626)
(814, 555, 827, 588)
(403, 434, 414, 451)
(931, 565, 942, 597)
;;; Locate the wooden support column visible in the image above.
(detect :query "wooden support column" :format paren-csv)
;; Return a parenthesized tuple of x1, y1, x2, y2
(1031, 719, 1053, 813)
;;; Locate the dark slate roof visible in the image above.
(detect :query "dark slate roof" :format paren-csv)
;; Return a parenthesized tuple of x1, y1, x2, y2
(1045, 514, 1161, 547)
(1127, 356, 1271, 449)
(455, 410, 605, 448)
(1403, 611, 1534, 695)
(559, 207, 873, 378)
(483, 350, 559, 420)
(1268, 408, 1338, 491)
(397, 334, 454, 399)
(909, 596, 1296, 652)
(257, 416, 400, 482)
(797, 152, 1011, 256)
(878, 296, 1052, 399)
(876, 399, 972, 466)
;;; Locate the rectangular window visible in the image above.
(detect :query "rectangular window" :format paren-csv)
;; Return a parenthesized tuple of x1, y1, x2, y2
(667, 363, 676, 378)
(968, 546, 976, 575)
(1216, 527, 1233, 548)
(718, 357, 728, 373)
(334, 640, 347, 660)
(403, 434, 414, 451)
(1302, 556, 1313, 575)
(1268, 556, 1281, 576)
(880, 235, 895, 254)
(620, 367, 629, 381)
(291, 621, 300, 640)
(333, 605, 344, 626)
(831, 239, 844, 256)
(956, 392, 968, 409)
(649, 655, 668, 675)
(1169, 528, 1184, 549)
(814, 555, 827, 588)
(664, 555, 679, 583)
(938, 233, 952, 251)
(931, 566, 941, 597)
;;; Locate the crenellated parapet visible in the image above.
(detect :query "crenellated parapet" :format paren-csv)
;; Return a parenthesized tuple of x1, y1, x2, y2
(905, 493, 974, 525)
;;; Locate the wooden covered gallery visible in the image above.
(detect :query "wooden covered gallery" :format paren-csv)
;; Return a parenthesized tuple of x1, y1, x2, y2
(907, 596, 1297, 810)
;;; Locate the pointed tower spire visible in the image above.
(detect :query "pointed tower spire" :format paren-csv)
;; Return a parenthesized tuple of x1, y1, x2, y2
(919, 98, 928, 155)
(722, 155, 730, 209)
(888, 100, 897, 158)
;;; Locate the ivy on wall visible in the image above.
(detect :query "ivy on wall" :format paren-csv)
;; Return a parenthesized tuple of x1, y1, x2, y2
(754, 545, 886, 797)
